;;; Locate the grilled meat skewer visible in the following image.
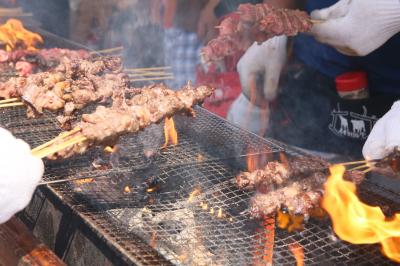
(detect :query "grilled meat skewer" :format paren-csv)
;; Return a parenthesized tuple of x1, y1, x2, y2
(250, 170, 365, 218)
(236, 157, 329, 191)
(46, 83, 214, 160)
(202, 3, 313, 62)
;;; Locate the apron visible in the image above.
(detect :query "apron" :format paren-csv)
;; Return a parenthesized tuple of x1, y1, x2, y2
(269, 59, 398, 159)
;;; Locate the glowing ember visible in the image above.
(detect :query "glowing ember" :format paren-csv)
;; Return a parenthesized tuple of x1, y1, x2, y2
(277, 210, 305, 232)
(217, 208, 223, 218)
(289, 242, 304, 266)
(0, 19, 43, 51)
(73, 178, 94, 185)
(277, 210, 290, 229)
(323, 164, 400, 262)
(123, 186, 131, 193)
(202, 203, 208, 210)
(253, 217, 275, 266)
(210, 207, 214, 215)
(188, 188, 201, 203)
(197, 153, 205, 162)
(162, 117, 178, 149)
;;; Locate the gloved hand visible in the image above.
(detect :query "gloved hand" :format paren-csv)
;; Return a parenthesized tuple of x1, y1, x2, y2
(0, 128, 43, 223)
(310, 0, 400, 56)
(363, 101, 400, 160)
(227, 93, 270, 136)
(237, 36, 287, 103)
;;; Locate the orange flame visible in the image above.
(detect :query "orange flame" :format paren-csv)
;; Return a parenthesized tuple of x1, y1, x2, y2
(162, 117, 178, 149)
(323, 165, 400, 262)
(0, 19, 43, 51)
(289, 242, 304, 266)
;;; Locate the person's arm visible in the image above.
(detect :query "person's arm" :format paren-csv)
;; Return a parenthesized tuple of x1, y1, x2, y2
(197, 0, 220, 43)
(0, 128, 43, 223)
(310, 0, 400, 56)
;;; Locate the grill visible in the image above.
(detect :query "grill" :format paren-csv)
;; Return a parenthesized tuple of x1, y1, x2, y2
(0, 30, 399, 266)
(1, 102, 399, 266)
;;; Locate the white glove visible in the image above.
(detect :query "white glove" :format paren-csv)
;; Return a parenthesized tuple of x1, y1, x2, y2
(237, 36, 287, 102)
(363, 101, 400, 160)
(227, 93, 270, 136)
(0, 128, 43, 223)
(310, 0, 400, 56)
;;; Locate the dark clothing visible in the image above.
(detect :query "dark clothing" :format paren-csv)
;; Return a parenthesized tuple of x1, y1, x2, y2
(295, 0, 400, 95)
(270, 60, 399, 158)
(18, 0, 69, 38)
(174, 0, 208, 33)
(215, 0, 262, 18)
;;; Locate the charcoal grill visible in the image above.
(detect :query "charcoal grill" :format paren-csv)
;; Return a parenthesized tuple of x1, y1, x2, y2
(0, 30, 399, 266)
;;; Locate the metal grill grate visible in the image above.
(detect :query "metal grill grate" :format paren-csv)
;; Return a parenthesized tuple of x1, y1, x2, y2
(1, 103, 399, 265)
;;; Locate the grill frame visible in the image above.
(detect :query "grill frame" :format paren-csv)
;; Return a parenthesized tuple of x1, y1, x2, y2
(1, 30, 399, 266)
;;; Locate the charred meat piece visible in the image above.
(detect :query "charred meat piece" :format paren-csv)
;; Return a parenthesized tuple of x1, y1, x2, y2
(250, 170, 365, 218)
(46, 84, 214, 160)
(202, 3, 313, 62)
(236, 156, 329, 191)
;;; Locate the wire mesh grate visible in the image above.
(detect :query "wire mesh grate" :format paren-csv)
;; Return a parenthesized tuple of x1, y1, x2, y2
(1, 103, 399, 265)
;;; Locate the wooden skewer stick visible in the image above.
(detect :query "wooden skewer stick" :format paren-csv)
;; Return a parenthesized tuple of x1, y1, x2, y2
(125, 66, 172, 72)
(361, 167, 374, 174)
(0, 98, 19, 104)
(0, 102, 24, 108)
(348, 164, 373, 172)
(32, 135, 87, 159)
(130, 76, 175, 82)
(127, 72, 173, 77)
(340, 160, 371, 166)
(310, 19, 324, 24)
(31, 127, 81, 153)
(90, 46, 123, 54)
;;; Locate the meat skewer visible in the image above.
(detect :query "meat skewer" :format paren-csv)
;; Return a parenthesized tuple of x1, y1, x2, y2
(202, 3, 314, 62)
(249, 170, 365, 219)
(236, 157, 329, 191)
(37, 83, 214, 160)
(0, 57, 125, 125)
(0, 48, 91, 77)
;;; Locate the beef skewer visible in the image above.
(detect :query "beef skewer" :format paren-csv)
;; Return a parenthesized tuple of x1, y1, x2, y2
(202, 3, 314, 62)
(249, 170, 365, 219)
(236, 156, 329, 191)
(0, 48, 91, 77)
(0, 57, 125, 125)
(36, 83, 214, 160)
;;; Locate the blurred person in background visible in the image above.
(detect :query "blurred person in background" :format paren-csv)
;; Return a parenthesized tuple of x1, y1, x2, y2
(69, 0, 115, 48)
(227, 0, 400, 159)
(153, 0, 210, 88)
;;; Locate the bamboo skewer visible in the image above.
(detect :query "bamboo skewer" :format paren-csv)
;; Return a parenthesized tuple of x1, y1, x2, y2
(310, 19, 324, 24)
(90, 46, 123, 55)
(130, 76, 175, 82)
(0, 98, 19, 104)
(125, 66, 171, 72)
(32, 135, 87, 159)
(31, 127, 82, 153)
(348, 164, 372, 172)
(126, 72, 173, 77)
(0, 102, 24, 108)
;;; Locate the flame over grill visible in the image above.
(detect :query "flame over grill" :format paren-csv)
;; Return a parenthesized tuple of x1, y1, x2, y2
(323, 165, 400, 262)
(0, 19, 43, 51)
